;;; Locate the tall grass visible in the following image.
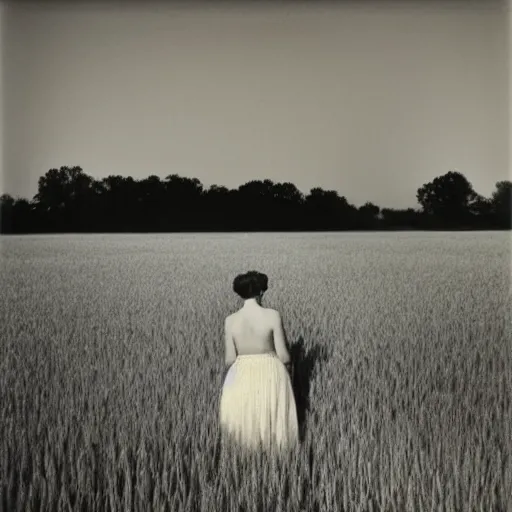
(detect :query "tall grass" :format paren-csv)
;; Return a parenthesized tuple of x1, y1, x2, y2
(0, 232, 510, 511)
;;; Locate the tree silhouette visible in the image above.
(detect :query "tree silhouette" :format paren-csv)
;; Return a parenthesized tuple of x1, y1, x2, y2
(358, 202, 381, 230)
(0, 194, 15, 233)
(163, 174, 204, 231)
(1, 165, 509, 233)
(465, 193, 493, 230)
(204, 185, 232, 231)
(305, 188, 355, 231)
(235, 180, 276, 231)
(139, 175, 165, 231)
(99, 175, 134, 232)
(416, 171, 479, 228)
(490, 181, 512, 229)
(32, 165, 95, 232)
(380, 207, 421, 230)
(0, 194, 36, 233)
(270, 182, 305, 231)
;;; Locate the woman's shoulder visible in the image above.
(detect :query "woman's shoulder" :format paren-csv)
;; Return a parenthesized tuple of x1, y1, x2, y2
(262, 307, 280, 318)
(225, 311, 238, 322)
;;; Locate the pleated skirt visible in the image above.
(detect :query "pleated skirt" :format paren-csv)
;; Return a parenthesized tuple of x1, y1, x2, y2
(219, 352, 299, 453)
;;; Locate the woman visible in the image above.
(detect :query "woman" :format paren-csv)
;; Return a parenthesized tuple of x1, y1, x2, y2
(219, 271, 299, 452)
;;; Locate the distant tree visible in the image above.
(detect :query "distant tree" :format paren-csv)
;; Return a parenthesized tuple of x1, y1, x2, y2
(416, 171, 479, 227)
(204, 185, 231, 230)
(381, 207, 421, 230)
(466, 193, 494, 230)
(165, 174, 203, 197)
(164, 174, 204, 230)
(33, 165, 95, 232)
(305, 188, 354, 230)
(138, 175, 165, 231)
(99, 175, 133, 231)
(271, 182, 305, 231)
(237, 180, 275, 230)
(468, 194, 492, 215)
(67, 169, 95, 232)
(12, 198, 34, 233)
(33, 167, 69, 231)
(0, 195, 36, 233)
(358, 202, 380, 229)
(0, 194, 15, 233)
(490, 180, 512, 229)
(271, 182, 304, 204)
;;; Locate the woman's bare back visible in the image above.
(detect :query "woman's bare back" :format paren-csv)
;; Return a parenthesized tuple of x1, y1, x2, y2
(225, 303, 291, 364)
(229, 307, 275, 355)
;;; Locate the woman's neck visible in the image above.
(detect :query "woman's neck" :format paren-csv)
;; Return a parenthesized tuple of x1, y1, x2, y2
(243, 298, 261, 307)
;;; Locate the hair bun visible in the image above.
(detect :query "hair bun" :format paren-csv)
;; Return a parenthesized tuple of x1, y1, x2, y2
(233, 271, 268, 299)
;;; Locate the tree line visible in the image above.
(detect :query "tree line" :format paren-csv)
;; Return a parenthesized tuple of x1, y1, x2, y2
(0, 166, 510, 233)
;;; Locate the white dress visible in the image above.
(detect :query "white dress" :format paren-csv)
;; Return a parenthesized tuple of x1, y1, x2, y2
(219, 351, 299, 452)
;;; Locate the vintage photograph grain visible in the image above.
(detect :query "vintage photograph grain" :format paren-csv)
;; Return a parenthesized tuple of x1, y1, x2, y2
(1, 0, 510, 510)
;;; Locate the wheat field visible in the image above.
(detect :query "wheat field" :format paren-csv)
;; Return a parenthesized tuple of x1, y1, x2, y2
(0, 231, 511, 512)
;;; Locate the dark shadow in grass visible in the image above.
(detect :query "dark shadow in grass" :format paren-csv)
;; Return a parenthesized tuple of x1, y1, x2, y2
(290, 336, 330, 443)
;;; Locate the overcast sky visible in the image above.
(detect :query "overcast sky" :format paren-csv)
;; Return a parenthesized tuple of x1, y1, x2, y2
(2, 0, 509, 209)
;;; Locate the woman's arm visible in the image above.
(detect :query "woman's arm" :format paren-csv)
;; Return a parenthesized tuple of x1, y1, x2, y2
(224, 316, 237, 369)
(271, 310, 292, 376)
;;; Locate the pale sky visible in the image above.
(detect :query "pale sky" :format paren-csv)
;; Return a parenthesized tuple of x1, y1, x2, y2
(1, 0, 509, 209)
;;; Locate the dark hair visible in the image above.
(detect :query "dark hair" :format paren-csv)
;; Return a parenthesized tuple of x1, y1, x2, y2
(233, 271, 268, 299)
